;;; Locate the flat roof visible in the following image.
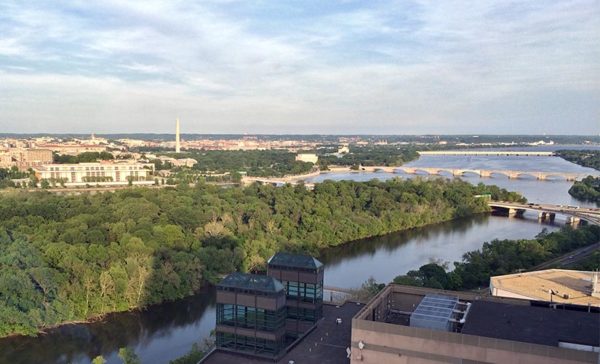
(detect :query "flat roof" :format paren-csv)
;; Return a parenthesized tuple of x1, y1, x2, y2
(490, 269, 600, 307)
(202, 302, 362, 364)
(462, 300, 600, 347)
(218, 272, 284, 294)
(268, 252, 323, 270)
(412, 294, 458, 321)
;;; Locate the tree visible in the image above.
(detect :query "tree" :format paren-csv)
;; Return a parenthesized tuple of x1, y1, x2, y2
(92, 355, 106, 364)
(118, 347, 140, 364)
(40, 179, 50, 189)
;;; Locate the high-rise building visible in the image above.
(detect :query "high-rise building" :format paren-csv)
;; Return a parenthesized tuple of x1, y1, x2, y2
(175, 118, 181, 153)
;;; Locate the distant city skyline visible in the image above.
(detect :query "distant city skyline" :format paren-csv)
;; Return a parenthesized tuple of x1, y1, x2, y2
(0, 1, 599, 135)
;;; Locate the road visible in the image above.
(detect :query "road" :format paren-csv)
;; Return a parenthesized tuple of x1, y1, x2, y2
(531, 242, 600, 270)
(488, 201, 600, 225)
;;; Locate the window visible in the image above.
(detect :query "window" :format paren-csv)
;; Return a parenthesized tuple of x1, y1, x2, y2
(217, 303, 285, 332)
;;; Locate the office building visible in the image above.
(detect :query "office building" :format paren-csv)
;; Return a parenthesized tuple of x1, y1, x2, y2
(215, 272, 287, 358)
(267, 252, 324, 338)
(204, 253, 360, 364)
(351, 284, 599, 363)
(0, 148, 53, 169)
(34, 161, 155, 186)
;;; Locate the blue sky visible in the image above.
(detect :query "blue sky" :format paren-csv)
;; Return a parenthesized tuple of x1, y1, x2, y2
(0, 0, 598, 134)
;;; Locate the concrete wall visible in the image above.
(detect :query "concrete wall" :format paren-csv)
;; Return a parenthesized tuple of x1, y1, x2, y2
(351, 319, 598, 364)
(351, 285, 598, 364)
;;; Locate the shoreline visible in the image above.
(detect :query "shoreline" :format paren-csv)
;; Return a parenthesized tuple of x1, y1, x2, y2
(0, 208, 490, 340)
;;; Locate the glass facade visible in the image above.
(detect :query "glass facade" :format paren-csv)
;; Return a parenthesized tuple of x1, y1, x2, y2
(216, 302, 286, 356)
(217, 303, 286, 332)
(282, 281, 323, 303)
(216, 332, 284, 356)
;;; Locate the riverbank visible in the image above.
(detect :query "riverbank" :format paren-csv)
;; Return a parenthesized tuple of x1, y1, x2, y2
(0, 177, 512, 339)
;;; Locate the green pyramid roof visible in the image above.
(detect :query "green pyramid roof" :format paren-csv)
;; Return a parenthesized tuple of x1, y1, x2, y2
(267, 252, 323, 270)
(218, 272, 284, 293)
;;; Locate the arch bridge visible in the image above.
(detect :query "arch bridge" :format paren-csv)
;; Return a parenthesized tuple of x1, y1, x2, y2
(359, 166, 584, 181)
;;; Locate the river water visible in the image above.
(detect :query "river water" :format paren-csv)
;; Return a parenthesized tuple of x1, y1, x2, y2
(1, 148, 598, 364)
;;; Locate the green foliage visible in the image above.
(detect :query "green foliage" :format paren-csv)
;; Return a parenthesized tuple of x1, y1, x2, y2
(170, 332, 215, 364)
(118, 347, 140, 364)
(473, 183, 527, 203)
(393, 226, 600, 290)
(0, 178, 497, 337)
(92, 355, 106, 364)
(568, 176, 600, 203)
(318, 145, 419, 168)
(0, 167, 33, 189)
(568, 250, 600, 271)
(53, 152, 114, 164)
(167, 150, 314, 178)
(351, 277, 386, 301)
(557, 150, 600, 171)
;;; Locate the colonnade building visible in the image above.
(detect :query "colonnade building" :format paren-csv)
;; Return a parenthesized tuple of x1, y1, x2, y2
(33, 161, 155, 186)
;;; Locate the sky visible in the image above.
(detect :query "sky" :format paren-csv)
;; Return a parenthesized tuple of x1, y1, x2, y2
(0, 0, 598, 135)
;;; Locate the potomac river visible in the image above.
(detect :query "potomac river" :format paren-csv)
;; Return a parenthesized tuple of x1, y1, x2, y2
(1, 146, 598, 364)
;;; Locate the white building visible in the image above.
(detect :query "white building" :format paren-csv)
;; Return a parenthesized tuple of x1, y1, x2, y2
(295, 153, 318, 164)
(34, 161, 155, 186)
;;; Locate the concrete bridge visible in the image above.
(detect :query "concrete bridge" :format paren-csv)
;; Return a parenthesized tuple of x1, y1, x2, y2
(417, 151, 555, 156)
(356, 166, 583, 181)
(488, 201, 600, 226)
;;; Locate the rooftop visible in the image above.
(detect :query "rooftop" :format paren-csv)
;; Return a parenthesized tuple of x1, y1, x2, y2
(217, 272, 285, 294)
(462, 300, 600, 347)
(268, 252, 323, 270)
(202, 302, 361, 364)
(490, 269, 600, 307)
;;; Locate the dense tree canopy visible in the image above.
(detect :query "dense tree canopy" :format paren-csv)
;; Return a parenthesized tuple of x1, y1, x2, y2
(161, 150, 315, 177)
(393, 226, 600, 290)
(557, 150, 600, 171)
(0, 177, 504, 337)
(568, 176, 600, 203)
(318, 145, 419, 168)
(53, 152, 115, 164)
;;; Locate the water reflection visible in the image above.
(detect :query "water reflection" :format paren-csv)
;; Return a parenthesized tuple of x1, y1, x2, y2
(2, 151, 594, 363)
(320, 214, 559, 288)
(0, 287, 216, 364)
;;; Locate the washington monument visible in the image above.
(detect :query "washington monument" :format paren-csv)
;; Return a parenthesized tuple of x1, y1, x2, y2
(175, 118, 181, 153)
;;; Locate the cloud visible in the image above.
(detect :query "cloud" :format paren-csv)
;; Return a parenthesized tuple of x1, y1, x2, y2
(0, 0, 598, 134)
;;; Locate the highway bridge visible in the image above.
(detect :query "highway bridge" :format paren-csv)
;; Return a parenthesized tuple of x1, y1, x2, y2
(488, 202, 600, 226)
(356, 166, 586, 181)
(417, 151, 555, 156)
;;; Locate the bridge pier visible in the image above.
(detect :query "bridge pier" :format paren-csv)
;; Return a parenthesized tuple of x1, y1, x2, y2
(566, 216, 581, 226)
(480, 170, 491, 178)
(506, 208, 525, 216)
(538, 212, 556, 221)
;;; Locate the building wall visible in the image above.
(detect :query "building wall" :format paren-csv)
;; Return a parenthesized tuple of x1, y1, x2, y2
(295, 153, 318, 164)
(490, 285, 535, 301)
(351, 320, 598, 364)
(0, 148, 53, 169)
(351, 285, 598, 364)
(34, 162, 154, 186)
